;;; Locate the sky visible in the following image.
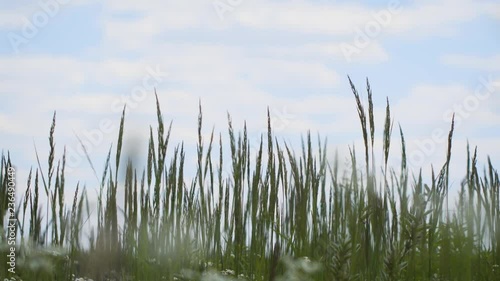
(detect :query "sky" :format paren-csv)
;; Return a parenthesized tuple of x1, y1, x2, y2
(0, 0, 499, 208)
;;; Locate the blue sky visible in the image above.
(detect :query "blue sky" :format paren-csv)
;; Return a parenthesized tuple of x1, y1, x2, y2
(0, 0, 499, 205)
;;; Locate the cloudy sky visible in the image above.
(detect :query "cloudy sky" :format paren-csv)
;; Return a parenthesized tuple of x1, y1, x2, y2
(1, 0, 499, 201)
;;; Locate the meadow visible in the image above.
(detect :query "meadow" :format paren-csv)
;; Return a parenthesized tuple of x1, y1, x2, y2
(1, 78, 499, 281)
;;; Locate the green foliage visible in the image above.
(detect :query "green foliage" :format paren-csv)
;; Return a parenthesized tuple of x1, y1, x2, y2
(1, 80, 499, 281)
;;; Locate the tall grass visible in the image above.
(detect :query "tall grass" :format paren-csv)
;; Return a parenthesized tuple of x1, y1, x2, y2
(1, 80, 499, 281)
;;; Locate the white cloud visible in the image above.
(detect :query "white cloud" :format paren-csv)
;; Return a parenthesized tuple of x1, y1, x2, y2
(91, 0, 500, 70)
(0, 0, 95, 29)
(138, 43, 342, 88)
(262, 42, 389, 63)
(0, 113, 27, 135)
(393, 84, 469, 126)
(233, 2, 374, 35)
(96, 0, 500, 55)
(103, 0, 219, 30)
(38, 93, 121, 114)
(3, 0, 498, 39)
(384, 0, 482, 36)
(441, 54, 500, 72)
(0, 12, 28, 29)
(225, 0, 497, 37)
(393, 82, 500, 136)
